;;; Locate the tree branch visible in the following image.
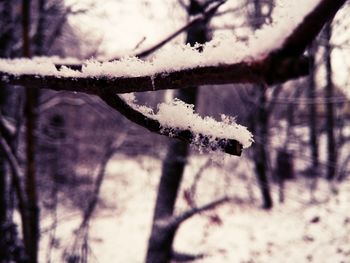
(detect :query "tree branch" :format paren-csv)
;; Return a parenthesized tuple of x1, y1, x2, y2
(0, 55, 309, 95)
(98, 93, 243, 156)
(78, 134, 125, 229)
(273, 0, 347, 58)
(126, 0, 226, 59)
(171, 250, 206, 262)
(167, 196, 229, 229)
(0, 114, 16, 140)
(79, 146, 114, 229)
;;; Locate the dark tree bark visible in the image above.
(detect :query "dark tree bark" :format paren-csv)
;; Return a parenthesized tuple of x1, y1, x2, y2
(253, 86, 273, 209)
(23, 90, 39, 263)
(324, 22, 337, 180)
(22, 1, 39, 262)
(276, 150, 293, 202)
(145, 1, 211, 262)
(145, 135, 192, 263)
(308, 42, 319, 174)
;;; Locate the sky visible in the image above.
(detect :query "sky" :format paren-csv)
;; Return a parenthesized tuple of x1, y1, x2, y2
(64, 0, 186, 58)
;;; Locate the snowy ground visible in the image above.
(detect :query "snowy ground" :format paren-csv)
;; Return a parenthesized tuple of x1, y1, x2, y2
(39, 153, 350, 263)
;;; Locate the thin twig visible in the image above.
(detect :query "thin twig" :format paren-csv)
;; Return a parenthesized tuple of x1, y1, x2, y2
(169, 196, 230, 228)
(123, 0, 226, 59)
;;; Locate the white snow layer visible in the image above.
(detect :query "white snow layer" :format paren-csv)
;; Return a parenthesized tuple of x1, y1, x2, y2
(0, 0, 321, 78)
(39, 155, 350, 263)
(122, 95, 253, 149)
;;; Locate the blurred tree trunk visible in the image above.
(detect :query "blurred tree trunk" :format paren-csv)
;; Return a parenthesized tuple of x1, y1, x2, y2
(145, 1, 209, 262)
(249, 0, 273, 209)
(22, 1, 40, 262)
(34, 0, 46, 55)
(252, 87, 273, 209)
(0, 84, 9, 262)
(324, 22, 337, 180)
(0, 1, 15, 261)
(308, 42, 319, 174)
(277, 84, 304, 195)
(0, 0, 14, 223)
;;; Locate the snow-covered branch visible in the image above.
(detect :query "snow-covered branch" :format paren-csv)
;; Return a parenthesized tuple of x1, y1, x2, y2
(0, 0, 345, 94)
(0, 55, 309, 94)
(99, 94, 246, 155)
(0, 0, 345, 85)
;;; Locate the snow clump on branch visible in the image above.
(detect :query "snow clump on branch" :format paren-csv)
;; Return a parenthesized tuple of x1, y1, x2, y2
(122, 94, 253, 149)
(155, 99, 253, 149)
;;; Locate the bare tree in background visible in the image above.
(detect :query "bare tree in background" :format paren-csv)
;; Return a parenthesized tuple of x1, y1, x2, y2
(247, 0, 274, 209)
(307, 41, 320, 178)
(323, 22, 337, 180)
(22, 1, 41, 262)
(145, 1, 218, 262)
